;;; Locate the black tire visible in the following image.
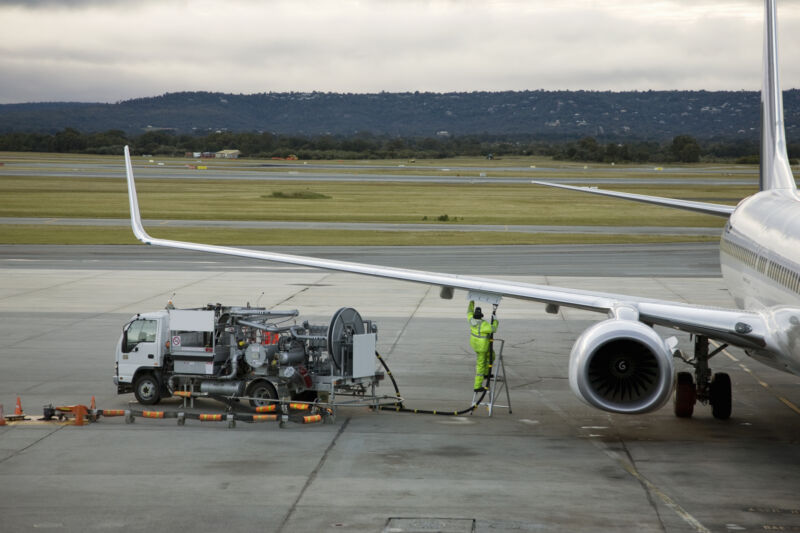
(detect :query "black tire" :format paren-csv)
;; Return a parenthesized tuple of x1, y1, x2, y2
(710, 372, 732, 420)
(246, 380, 278, 409)
(134, 373, 161, 405)
(674, 371, 696, 418)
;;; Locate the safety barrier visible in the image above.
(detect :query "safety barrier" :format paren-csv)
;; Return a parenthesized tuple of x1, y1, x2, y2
(0, 396, 333, 429)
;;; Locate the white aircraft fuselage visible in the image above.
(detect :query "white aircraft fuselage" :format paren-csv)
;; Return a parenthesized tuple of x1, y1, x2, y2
(721, 189, 800, 375)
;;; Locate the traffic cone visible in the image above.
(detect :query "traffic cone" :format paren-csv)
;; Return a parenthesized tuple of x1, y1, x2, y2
(14, 397, 23, 416)
(0, 404, 6, 426)
(90, 396, 96, 411)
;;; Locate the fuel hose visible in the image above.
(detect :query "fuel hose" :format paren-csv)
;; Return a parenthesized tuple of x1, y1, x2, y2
(374, 351, 487, 416)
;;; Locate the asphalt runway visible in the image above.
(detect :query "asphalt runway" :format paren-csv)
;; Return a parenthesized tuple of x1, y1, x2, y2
(0, 159, 758, 185)
(1, 244, 799, 533)
(0, 217, 723, 237)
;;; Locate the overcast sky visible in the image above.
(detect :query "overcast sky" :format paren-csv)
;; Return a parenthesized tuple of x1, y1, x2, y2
(1, 0, 799, 103)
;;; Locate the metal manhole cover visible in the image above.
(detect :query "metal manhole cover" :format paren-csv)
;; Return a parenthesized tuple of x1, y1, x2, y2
(383, 517, 475, 533)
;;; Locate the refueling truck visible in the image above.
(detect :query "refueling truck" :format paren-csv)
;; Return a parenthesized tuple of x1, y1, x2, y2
(114, 304, 382, 408)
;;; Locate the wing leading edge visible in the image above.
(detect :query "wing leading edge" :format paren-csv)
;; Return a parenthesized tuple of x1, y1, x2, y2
(123, 146, 767, 351)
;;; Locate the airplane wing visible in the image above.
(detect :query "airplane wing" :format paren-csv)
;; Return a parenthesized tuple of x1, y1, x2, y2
(124, 146, 765, 352)
(531, 180, 735, 217)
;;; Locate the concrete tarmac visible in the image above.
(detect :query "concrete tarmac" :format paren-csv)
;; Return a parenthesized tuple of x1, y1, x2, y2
(0, 244, 799, 533)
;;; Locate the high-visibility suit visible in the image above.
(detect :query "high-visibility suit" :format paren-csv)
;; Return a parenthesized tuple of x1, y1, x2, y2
(467, 300, 499, 390)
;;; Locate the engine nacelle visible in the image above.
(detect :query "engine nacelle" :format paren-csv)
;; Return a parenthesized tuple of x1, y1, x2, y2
(569, 319, 675, 414)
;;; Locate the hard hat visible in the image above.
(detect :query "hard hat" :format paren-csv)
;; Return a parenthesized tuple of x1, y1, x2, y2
(473, 307, 483, 319)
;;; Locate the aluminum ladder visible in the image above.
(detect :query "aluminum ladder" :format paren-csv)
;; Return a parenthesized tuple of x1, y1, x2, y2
(472, 338, 512, 416)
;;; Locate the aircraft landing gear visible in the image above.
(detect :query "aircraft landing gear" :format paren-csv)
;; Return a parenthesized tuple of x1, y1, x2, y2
(674, 335, 731, 420)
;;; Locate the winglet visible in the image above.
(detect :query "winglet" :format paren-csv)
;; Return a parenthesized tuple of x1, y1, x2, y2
(124, 145, 153, 244)
(760, 0, 796, 191)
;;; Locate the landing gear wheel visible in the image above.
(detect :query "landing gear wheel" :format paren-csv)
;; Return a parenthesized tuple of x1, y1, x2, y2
(674, 371, 696, 418)
(246, 380, 278, 410)
(134, 373, 161, 406)
(710, 372, 732, 420)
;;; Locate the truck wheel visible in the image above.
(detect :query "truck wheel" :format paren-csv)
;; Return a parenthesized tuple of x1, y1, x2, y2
(134, 373, 161, 405)
(246, 380, 277, 409)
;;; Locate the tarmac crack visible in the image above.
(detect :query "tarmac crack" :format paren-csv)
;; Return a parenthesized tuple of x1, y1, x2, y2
(592, 438, 710, 533)
(0, 269, 114, 302)
(2, 270, 229, 350)
(272, 271, 335, 307)
(618, 439, 667, 533)
(386, 285, 432, 357)
(276, 417, 351, 533)
(652, 278, 690, 303)
(533, 389, 710, 533)
(0, 425, 65, 466)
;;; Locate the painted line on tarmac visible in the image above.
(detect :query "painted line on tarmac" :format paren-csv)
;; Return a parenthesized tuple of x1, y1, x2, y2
(713, 341, 800, 417)
(598, 443, 711, 533)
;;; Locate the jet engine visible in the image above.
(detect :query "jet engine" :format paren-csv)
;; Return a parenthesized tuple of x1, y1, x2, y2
(568, 319, 675, 414)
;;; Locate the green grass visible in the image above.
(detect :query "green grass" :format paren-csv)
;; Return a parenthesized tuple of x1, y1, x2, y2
(0, 151, 751, 245)
(0, 176, 744, 227)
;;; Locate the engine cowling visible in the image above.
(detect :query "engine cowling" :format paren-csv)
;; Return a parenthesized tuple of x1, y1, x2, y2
(569, 319, 675, 414)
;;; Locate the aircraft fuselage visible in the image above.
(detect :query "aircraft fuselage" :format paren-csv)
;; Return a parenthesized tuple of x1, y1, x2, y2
(721, 189, 800, 374)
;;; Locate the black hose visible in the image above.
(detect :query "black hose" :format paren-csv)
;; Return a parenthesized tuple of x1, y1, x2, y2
(374, 350, 488, 416)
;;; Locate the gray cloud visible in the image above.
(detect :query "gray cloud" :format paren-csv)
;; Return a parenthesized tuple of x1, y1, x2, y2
(0, 0, 798, 103)
(0, 0, 130, 7)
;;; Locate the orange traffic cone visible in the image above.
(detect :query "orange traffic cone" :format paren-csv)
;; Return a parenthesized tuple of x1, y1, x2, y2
(0, 404, 6, 426)
(14, 397, 23, 416)
(90, 396, 96, 411)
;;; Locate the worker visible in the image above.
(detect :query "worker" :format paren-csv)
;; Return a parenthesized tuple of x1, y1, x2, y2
(467, 300, 498, 392)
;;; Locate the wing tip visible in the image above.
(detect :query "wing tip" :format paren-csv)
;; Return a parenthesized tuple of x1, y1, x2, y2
(124, 145, 152, 244)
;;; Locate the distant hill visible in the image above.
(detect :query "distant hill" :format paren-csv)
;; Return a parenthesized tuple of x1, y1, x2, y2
(2, 90, 799, 141)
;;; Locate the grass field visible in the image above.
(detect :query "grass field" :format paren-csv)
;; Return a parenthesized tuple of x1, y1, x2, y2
(0, 152, 752, 245)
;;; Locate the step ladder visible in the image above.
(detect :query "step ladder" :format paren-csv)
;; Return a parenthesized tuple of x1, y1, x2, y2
(472, 338, 512, 416)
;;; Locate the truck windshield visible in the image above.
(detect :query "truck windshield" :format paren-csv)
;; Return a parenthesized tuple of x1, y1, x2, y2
(125, 319, 157, 352)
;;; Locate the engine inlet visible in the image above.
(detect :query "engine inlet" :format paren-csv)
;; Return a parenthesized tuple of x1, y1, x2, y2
(587, 339, 659, 404)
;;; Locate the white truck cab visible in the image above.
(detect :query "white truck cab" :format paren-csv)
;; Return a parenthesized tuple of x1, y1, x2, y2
(115, 310, 169, 404)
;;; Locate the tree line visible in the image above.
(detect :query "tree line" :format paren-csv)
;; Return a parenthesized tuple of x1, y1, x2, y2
(0, 128, 781, 164)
